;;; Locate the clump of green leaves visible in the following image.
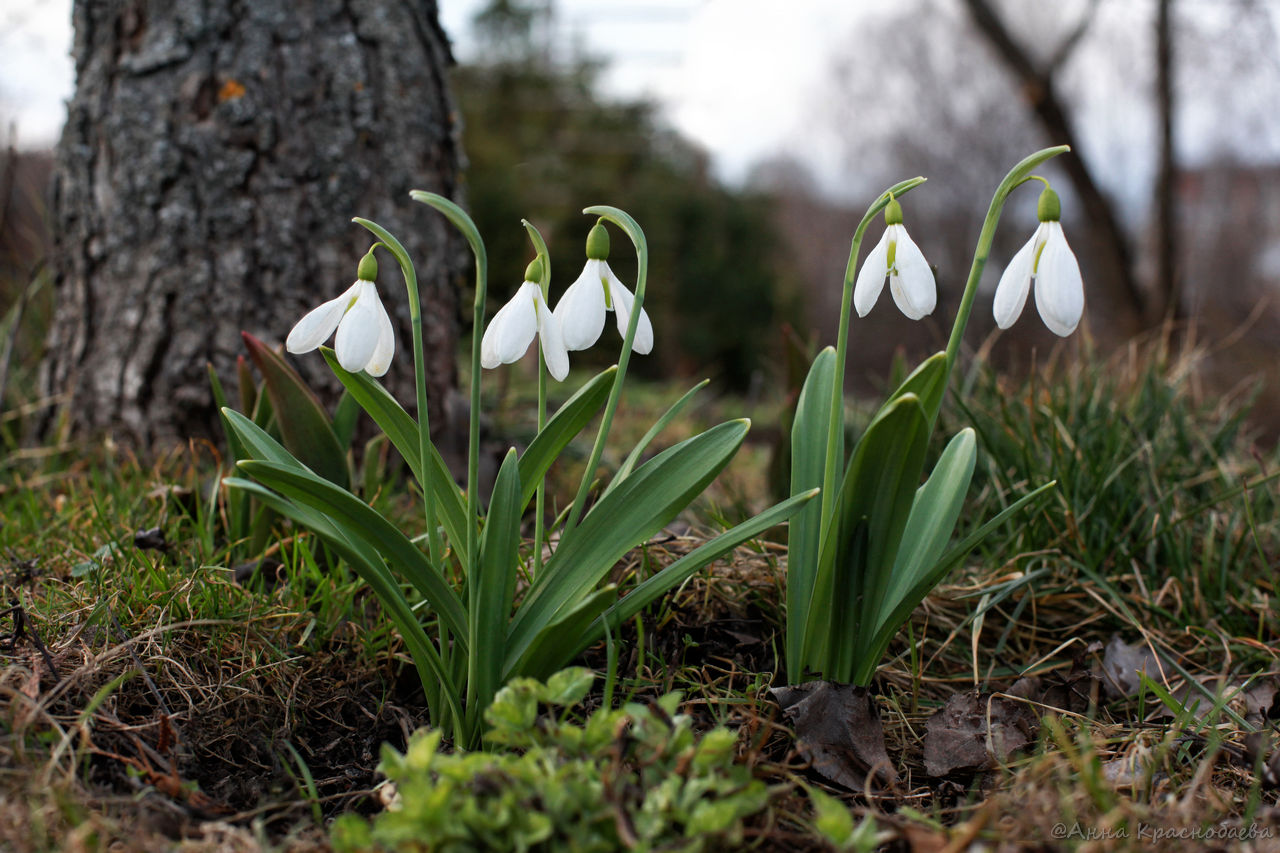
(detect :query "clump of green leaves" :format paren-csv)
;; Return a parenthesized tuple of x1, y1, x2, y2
(332, 669, 769, 853)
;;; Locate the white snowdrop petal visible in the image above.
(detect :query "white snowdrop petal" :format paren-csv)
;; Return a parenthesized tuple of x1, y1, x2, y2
(889, 226, 936, 318)
(605, 268, 653, 355)
(535, 295, 571, 381)
(334, 283, 381, 372)
(1034, 223, 1084, 337)
(490, 284, 540, 365)
(285, 283, 359, 354)
(992, 235, 1038, 330)
(364, 288, 396, 377)
(555, 260, 608, 351)
(853, 229, 891, 317)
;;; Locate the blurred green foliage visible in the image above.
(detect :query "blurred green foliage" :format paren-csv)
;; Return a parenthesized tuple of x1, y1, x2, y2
(453, 1, 795, 391)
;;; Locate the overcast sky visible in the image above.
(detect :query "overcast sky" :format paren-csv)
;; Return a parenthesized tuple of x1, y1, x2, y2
(4, 0, 1279, 204)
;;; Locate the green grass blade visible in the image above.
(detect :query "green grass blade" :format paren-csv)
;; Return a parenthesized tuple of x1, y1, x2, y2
(786, 346, 838, 679)
(237, 460, 467, 640)
(517, 366, 616, 509)
(506, 419, 749, 669)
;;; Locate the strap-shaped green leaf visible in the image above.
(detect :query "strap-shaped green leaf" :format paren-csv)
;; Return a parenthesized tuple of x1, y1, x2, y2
(517, 366, 615, 508)
(470, 449, 521, 722)
(876, 428, 977, 630)
(242, 332, 349, 489)
(237, 459, 467, 641)
(604, 379, 709, 494)
(805, 393, 930, 682)
(223, 476, 461, 725)
(785, 347, 838, 679)
(884, 351, 948, 426)
(507, 586, 618, 682)
(319, 348, 469, 562)
(575, 488, 819, 668)
(855, 479, 1057, 685)
(505, 419, 749, 669)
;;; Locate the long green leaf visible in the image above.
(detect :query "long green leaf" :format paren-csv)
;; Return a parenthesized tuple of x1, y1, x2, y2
(320, 347, 469, 562)
(806, 393, 930, 682)
(506, 419, 749, 668)
(517, 366, 615, 508)
(605, 378, 710, 493)
(884, 351, 948, 426)
(242, 332, 349, 489)
(507, 586, 618, 682)
(876, 428, 977, 628)
(237, 459, 467, 640)
(857, 479, 1057, 684)
(471, 449, 521, 722)
(579, 488, 819, 666)
(785, 347, 838, 679)
(222, 476, 461, 724)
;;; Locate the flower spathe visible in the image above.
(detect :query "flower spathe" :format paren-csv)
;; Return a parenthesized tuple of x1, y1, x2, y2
(853, 202, 936, 320)
(992, 189, 1084, 337)
(481, 280, 570, 381)
(286, 278, 395, 376)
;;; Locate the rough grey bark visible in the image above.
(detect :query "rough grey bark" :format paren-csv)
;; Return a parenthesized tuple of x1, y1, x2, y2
(41, 0, 464, 448)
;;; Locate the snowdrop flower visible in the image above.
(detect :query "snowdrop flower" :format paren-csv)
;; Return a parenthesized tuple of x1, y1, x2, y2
(555, 223, 653, 354)
(993, 187, 1084, 337)
(286, 249, 395, 376)
(481, 259, 569, 381)
(853, 198, 936, 320)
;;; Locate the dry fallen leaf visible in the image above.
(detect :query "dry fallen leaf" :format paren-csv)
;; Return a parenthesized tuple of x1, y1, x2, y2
(923, 691, 1039, 777)
(1097, 635, 1164, 699)
(771, 681, 898, 792)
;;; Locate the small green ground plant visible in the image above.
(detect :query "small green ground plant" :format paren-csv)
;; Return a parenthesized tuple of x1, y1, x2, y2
(331, 669, 769, 852)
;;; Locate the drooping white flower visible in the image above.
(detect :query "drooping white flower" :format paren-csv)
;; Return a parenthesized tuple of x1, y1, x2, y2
(555, 223, 653, 354)
(481, 262, 569, 381)
(286, 251, 395, 376)
(853, 199, 936, 320)
(992, 188, 1084, 337)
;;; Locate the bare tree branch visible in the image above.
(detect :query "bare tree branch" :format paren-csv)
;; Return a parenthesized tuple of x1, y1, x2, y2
(1047, 0, 1102, 73)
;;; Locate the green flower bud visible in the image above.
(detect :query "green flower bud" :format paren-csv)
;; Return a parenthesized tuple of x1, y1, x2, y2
(884, 198, 904, 226)
(524, 257, 543, 283)
(357, 249, 378, 282)
(1037, 187, 1061, 222)
(585, 222, 610, 260)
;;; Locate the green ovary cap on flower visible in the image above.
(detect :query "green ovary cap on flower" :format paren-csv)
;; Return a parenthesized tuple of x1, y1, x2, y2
(1037, 187, 1062, 222)
(481, 279, 569, 381)
(357, 249, 378, 282)
(286, 278, 396, 376)
(524, 257, 544, 283)
(992, 218, 1084, 337)
(853, 212, 936, 320)
(884, 198, 903, 226)
(585, 222, 610, 260)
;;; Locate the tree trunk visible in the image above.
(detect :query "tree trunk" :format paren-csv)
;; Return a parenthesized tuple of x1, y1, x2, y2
(41, 0, 464, 448)
(1154, 0, 1181, 322)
